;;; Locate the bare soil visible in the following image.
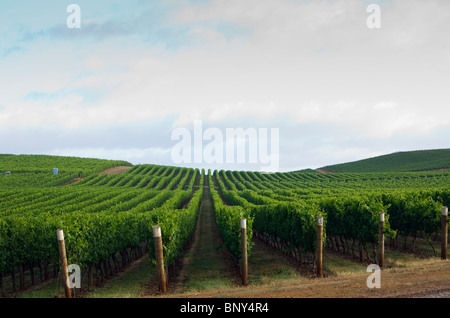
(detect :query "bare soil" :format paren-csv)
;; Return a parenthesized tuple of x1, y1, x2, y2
(60, 177, 83, 186)
(316, 169, 336, 173)
(61, 165, 132, 186)
(99, 166, 132, 175)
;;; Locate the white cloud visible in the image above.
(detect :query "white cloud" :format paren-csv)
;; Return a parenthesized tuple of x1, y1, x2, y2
(2, 0, 450, 170)
(82, 56, 105, 71)
(287, 100, 450, 139)
(187, 26, 227, 46)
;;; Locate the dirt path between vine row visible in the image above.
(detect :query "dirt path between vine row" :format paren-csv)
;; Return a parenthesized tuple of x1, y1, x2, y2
(169, 176, 241, 294)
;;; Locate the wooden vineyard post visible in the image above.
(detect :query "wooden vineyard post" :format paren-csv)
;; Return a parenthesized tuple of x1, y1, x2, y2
(316, 216, 323, 278)
(152, 225, 167, 293)
(379, 212, 385, 268)
(241, 218, 248, 286)
(442, 206, 448, 260)
(56, 229, 71, 299)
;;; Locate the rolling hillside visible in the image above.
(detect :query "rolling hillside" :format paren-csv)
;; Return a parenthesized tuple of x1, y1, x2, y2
(318, 149, 450, 173)
(0, 154, 132, 188)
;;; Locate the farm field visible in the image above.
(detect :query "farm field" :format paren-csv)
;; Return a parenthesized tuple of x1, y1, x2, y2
(320, 148, 450, 173)
(0, 152, 449, 299)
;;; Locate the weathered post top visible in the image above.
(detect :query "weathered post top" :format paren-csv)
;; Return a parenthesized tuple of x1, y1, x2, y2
(317, 216, 323, 226)
(56, 229, 64, 241)
(152, 225, 161, 238)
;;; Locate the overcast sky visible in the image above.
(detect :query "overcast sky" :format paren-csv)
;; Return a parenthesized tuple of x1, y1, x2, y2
(1, 0, 450, 172)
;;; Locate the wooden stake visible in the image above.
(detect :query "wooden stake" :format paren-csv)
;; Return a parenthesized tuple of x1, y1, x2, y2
(152, 226, 167, 293)
(56, 229, 71, 298)
(379, 212, 385, 268)
(316, 216, 323, 278)
(241, 218, 248, 285)
(442, 206, 448, 260)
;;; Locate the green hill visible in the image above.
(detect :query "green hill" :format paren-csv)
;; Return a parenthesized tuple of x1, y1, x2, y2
(0, 154, 131, 174)
(319, 149, 450, 173)
(0, 154, 132, 188)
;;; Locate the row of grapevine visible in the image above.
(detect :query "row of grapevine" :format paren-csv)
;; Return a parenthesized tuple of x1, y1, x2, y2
(209, 171, 253, 262)
(73, 165, 195, 191)
(155, 170, 204, 267)
(215, 170, 324, 263)
(228, 169, 450, 192)
(0, 167, 203, 294)
(317, 196, 394, 261)
(214, 168, 449, 264)
(381, 189, 450, 250)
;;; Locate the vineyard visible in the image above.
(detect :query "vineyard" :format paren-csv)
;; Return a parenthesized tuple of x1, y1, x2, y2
(320, 148, 450, 173)
(0, 154, 449, 297)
